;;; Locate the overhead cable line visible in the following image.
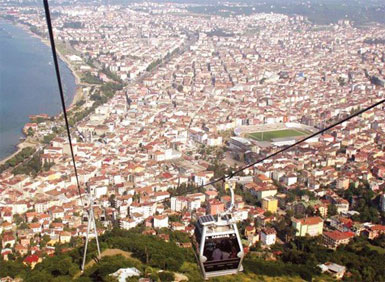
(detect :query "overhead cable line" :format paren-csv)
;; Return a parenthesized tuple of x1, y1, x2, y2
(43, 0, 84, 205)
(42, 0, 385, 202)
(202, 97, 385, 188)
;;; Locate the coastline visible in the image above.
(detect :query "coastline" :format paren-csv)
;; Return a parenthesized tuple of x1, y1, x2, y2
(0, 20, 84, 164)
(13, 21, 83, 108)
(39, 36, 84, 109)
(21, 24, 83, 108)
(0, 139, 38, 166)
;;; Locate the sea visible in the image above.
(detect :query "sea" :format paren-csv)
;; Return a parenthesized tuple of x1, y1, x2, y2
(0, 19, 76, 160)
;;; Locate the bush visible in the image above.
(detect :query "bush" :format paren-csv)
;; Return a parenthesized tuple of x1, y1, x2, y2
(101, 229, 194, 272)
(0, 147, 37, 174)
(158, 271, 175, 281)
(84, 255, 142, 281)
(81, 72, 103, 84)
(0, 260, 29, 279)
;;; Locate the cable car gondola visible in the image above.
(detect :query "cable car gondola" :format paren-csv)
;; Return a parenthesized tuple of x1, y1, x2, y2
(194, 182, 244, 279)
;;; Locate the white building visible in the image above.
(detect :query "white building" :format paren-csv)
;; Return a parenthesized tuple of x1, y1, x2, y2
(260, 228, 277, 246)
(284, 174, 297, 186)
(170, 196, 188, 212)
(120, 218, 138, 230)
(12, 202, 28, 214)
(206, 135, 222, 146)
(187, 198, 201, 211)
(153, 215, 169, 229)
(193, 172, 214, 186)
(94, 186, 108, 198)
(318, 263, 346, 280)
(129, 202, 156, 219)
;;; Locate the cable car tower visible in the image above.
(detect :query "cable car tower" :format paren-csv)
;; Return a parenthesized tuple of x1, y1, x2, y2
(81, 184, 101, 272)
(194, 180, 244, 279)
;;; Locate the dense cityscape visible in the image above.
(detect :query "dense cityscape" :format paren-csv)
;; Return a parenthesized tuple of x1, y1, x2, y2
(0, 1, 385, 281)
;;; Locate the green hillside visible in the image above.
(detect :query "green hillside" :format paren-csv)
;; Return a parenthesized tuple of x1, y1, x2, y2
(1, 228, 384, 281)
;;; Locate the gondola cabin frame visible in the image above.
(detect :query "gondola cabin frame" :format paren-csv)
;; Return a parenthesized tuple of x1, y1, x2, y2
(195, 214, 244, 279)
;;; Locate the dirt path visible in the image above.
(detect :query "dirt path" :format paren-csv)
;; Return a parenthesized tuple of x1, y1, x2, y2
(73, 248, 137, 279)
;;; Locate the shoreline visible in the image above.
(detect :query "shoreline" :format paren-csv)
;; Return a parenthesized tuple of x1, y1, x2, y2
(38, 36, 83, 109)
(0, 139, 39, 166)
(20, 24, 83, 108)
(0, 19, 84, 164)
(13, 20, 83, 108)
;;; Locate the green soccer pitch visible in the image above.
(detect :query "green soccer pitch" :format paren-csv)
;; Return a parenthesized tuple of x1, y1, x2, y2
(248, 129, 309, 141)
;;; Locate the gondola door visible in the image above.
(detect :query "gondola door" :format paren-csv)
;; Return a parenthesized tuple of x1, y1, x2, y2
(200, 224, 244, 278)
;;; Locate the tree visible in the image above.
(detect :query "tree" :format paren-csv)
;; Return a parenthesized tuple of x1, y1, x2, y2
(158, 271, 174, 281)
(0, 260, 28, 279)
(168, 214, 181, 222)
(108, 194, 116, 207)
(28, 272, 55, 282)
(287, 193, 296, 202)
(13, 214, 24, 225)
(132, 193, 140, 202)
(41, 234, 51, 248)
(81, 72, 103, 84)
(305, 206, 315, 216)
(34, 255, 78, 278)
(337, 77, 346, 86)
(19, 222, 29, 230)
(328, 204, 338, 216)
(101, 229, 194, 272)
(264, 211, 273, 217)
(43, 134, 55, 144)
(146, 59, 162, 72)
(27, 127, 34, 136)
(101, 68, 123, 83)
(84, 255, 142, 281)
(43, 161, 54, 171)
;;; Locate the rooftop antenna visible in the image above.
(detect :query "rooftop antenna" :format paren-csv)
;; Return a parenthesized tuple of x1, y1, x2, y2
(81, 183, 101, 272)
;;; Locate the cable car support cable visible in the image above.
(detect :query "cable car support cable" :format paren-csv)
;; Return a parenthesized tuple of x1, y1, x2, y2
(202, 97, 385, 188)
(43, 0, 84, 206)
(43, 0, 101, 271)
(43, 0, 385, 276)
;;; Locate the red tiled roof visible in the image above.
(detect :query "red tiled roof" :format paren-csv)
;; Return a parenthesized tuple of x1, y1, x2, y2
(324, 230, 354, 241)
(262, 227, 276, 235)
(370, 225, 385, 231)
(296, 216, 323, 225)
(24, 254, 39, 264)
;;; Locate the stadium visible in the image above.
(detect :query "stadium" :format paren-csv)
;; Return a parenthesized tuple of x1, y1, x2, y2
(234, 123, 318, 146)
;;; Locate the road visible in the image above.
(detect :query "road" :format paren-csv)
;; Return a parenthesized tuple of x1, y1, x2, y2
(137, 30, 198, 84)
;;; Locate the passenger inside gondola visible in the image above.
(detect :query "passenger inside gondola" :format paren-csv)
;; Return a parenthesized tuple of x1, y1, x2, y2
(204, 236, 240, 261)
